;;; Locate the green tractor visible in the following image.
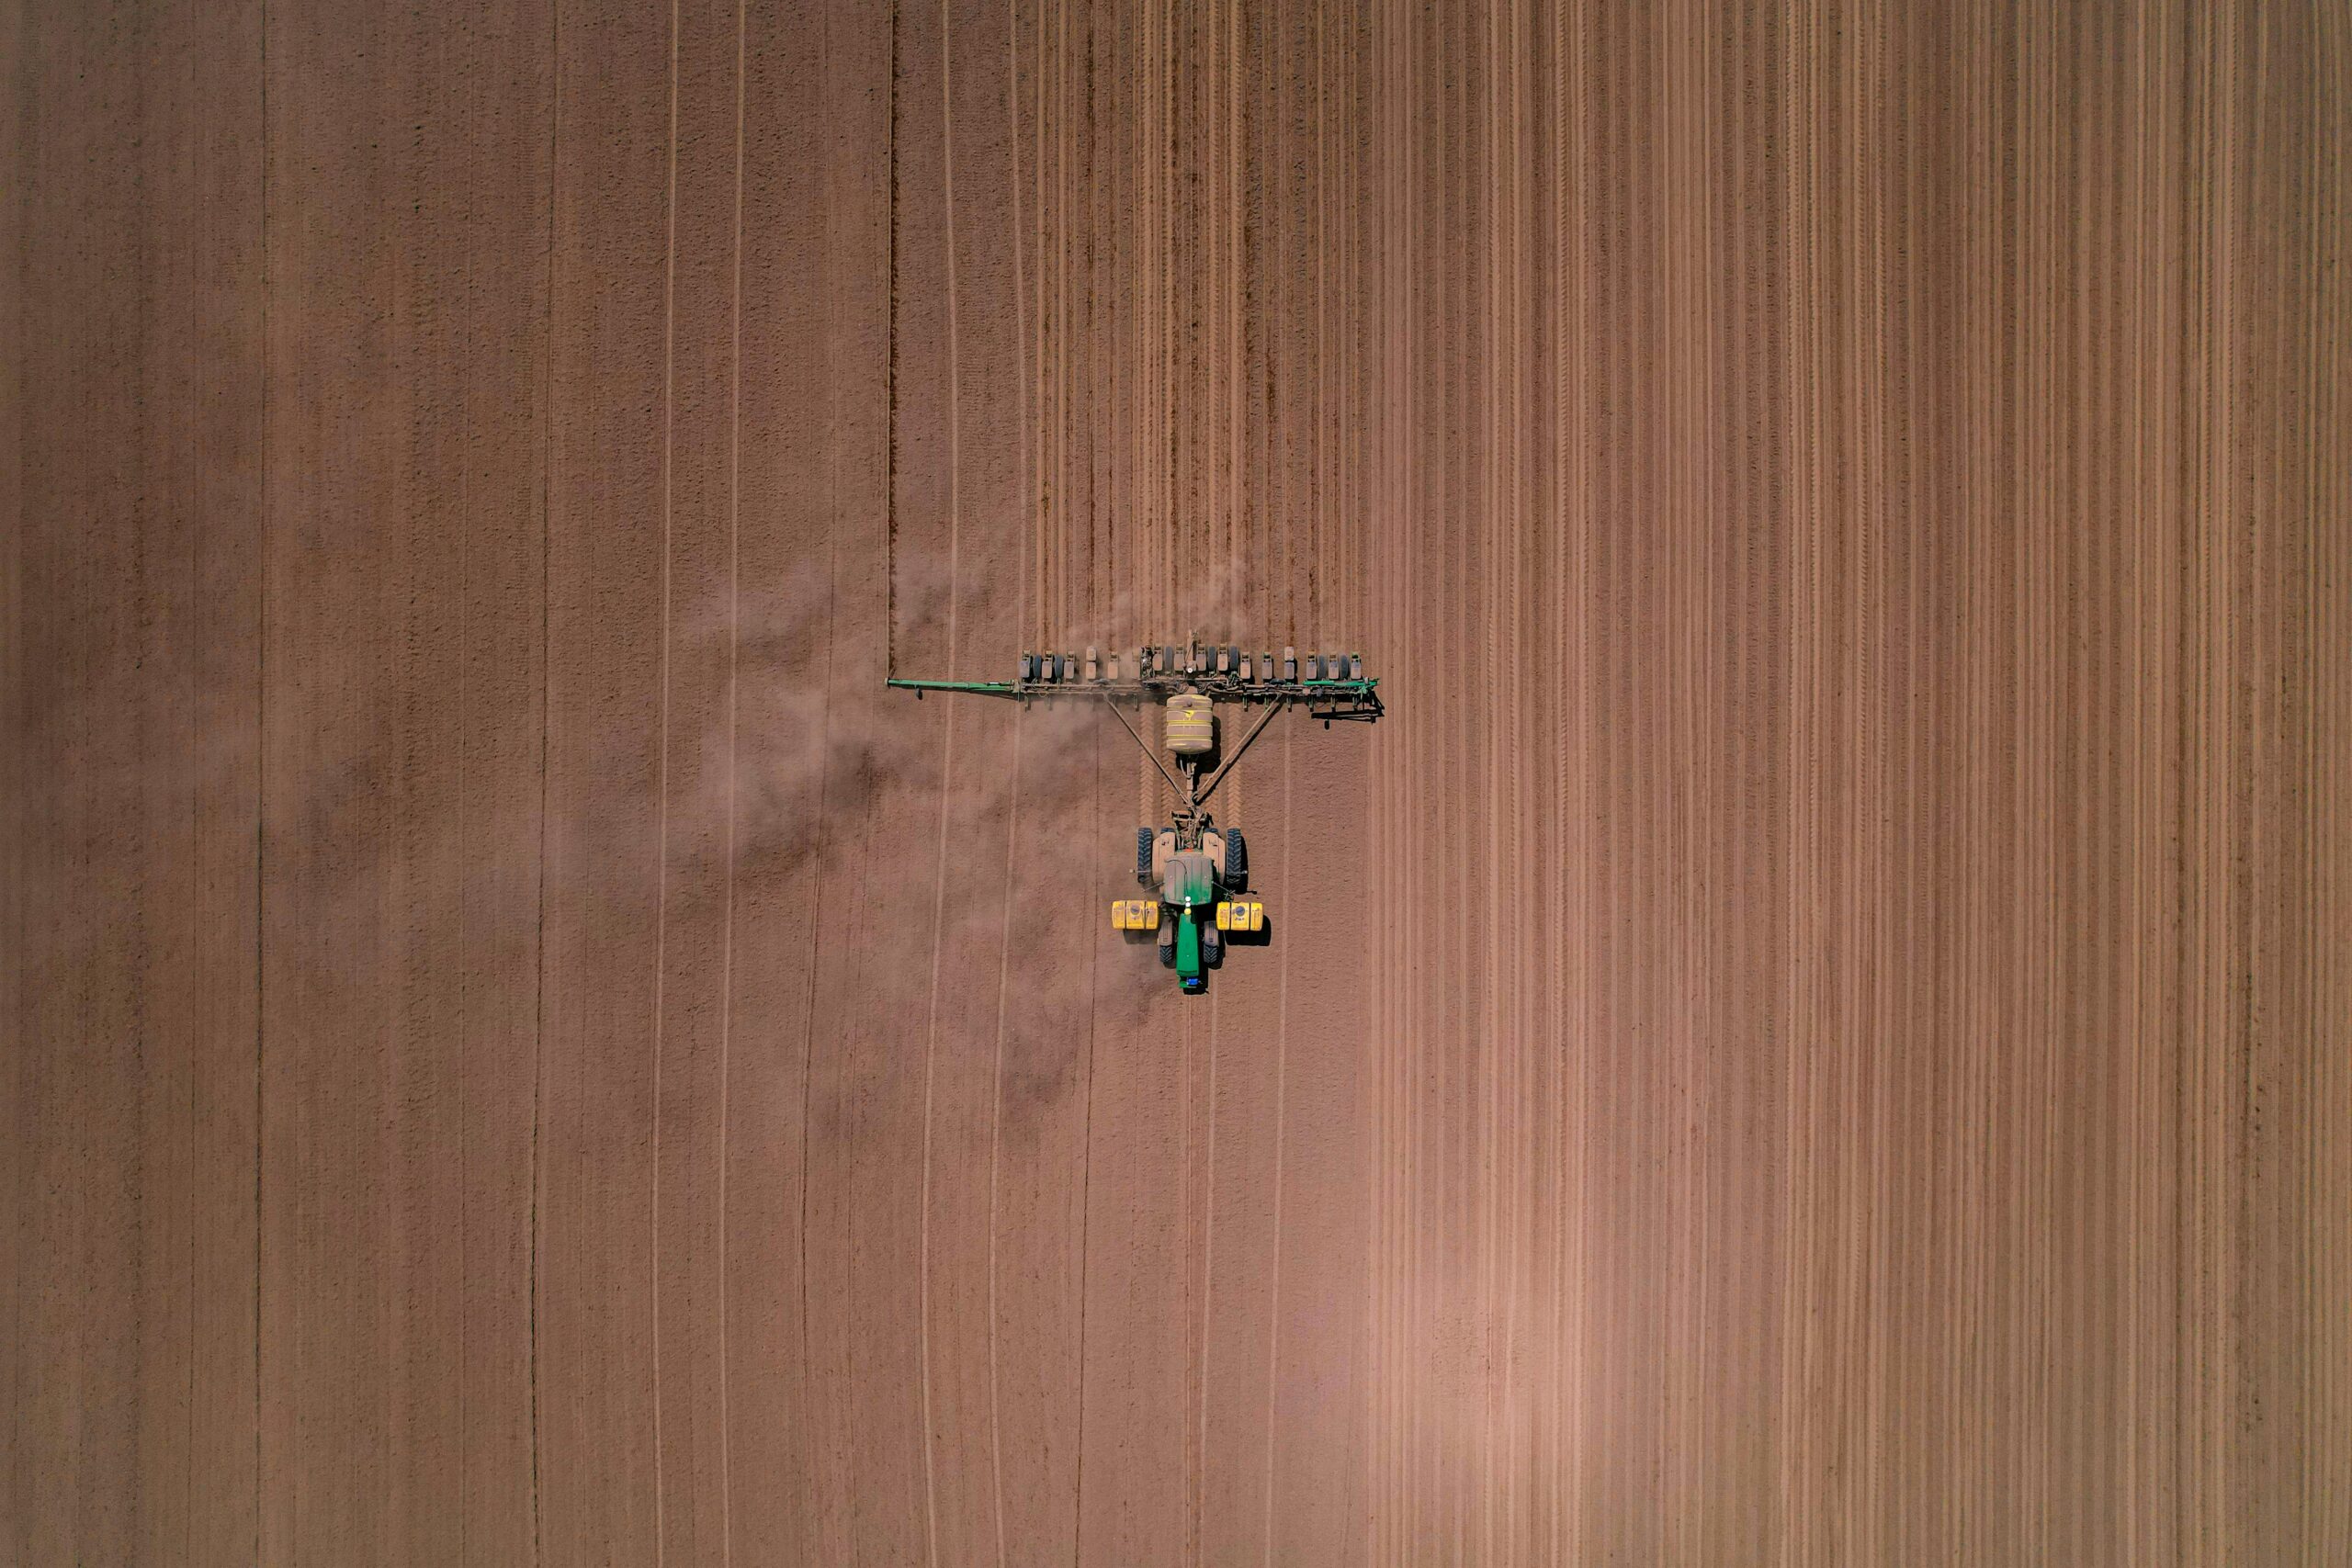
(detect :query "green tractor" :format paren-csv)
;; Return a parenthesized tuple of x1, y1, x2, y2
(1114, 818, 1261, 994)
(893, 640, 1379, 995)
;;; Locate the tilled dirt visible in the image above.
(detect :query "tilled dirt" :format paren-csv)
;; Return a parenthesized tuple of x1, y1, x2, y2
(6, 3, 2347, 1564)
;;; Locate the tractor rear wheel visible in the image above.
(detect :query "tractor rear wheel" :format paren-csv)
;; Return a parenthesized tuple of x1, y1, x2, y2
(1136, 827, 1154, 884)
(1222, 829, 1247, 891)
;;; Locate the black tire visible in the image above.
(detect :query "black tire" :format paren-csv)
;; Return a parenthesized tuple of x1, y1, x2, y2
(1222, 829, 1247, 892)
(1136, 827, 1154, 884)
(1203, 924, 1224, 969)
(1159, 924, 1177, 968)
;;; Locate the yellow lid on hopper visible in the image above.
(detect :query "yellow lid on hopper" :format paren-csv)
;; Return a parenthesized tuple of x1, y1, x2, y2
(1164, 694, 1215, 755)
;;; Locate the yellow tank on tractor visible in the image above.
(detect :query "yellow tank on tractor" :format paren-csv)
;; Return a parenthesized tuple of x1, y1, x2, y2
(892, 639, 1380, 994)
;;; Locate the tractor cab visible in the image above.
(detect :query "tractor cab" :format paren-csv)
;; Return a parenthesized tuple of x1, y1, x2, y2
(1162, 851, 1216, 987)
(1163, 850, 1216, 907)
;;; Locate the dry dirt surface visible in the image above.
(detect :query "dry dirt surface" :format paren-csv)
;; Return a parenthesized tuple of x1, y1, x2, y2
(6, 2, 2348, 1564)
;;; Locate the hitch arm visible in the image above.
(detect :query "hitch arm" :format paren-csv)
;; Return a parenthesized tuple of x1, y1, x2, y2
(1099, 693, 1193, 805)
(1195, 695, 1289, 807)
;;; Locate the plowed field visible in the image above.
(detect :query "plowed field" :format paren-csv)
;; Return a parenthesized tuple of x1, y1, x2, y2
(6, 3, 2346, 1563)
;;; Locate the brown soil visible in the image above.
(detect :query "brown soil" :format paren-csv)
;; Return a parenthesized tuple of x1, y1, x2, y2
(6, 3, 2346, 1563)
